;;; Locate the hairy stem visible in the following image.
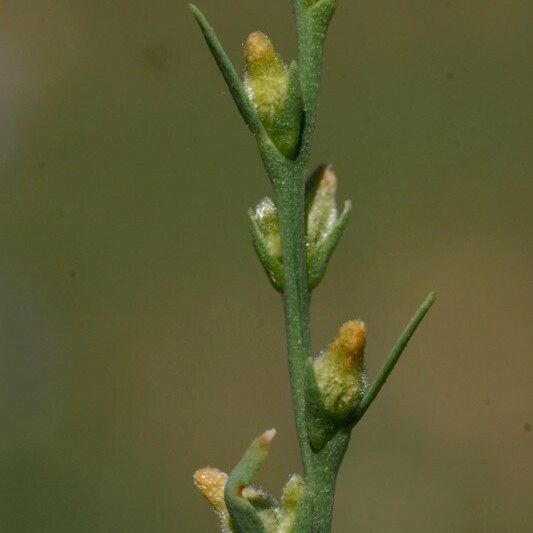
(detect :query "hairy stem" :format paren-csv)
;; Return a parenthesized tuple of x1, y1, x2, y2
(276, 169, 312, 470)
(309, 430, 350, 531)
(276, 166, 343, 532)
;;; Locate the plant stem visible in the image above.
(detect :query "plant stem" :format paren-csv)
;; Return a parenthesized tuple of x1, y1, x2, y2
(265, 154, 314, 478)
(267, 132, 344, 533)
(277, 167, 343, 532)
(264, 4, 337, 530)
(309, 429, 350, 532)
(279, 189, 311, 454)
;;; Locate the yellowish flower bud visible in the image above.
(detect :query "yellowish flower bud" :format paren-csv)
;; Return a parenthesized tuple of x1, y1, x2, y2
(313, 320, 368, 419)
(193, 467, 228, 514)
(244, 32, 303, 158)
(244, 32, 289, 121)
(194, 467, 233, 531)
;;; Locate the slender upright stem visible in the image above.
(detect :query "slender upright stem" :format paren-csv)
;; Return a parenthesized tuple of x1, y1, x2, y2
(274, 163, 345, 532)
(275, 169, 313, 474)
(309, 430, 350, 531)
(265, 3, 339, 530)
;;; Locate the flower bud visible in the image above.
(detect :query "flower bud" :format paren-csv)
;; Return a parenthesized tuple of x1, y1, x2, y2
(244, 32, 289, 120)
(194, 461, 280, 533)
(244, 32, 303, 158)
(306, 320, 368, 449)
(194, 467, 232, 530)
(315, 320, 368, 417)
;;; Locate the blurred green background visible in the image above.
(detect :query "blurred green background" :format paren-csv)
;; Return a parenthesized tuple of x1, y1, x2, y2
(1, 1, 531, 531)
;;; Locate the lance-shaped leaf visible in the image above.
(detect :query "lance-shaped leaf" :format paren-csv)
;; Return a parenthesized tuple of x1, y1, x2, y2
(304, 360, 339, 451)
(279, 475, 311, 532)
(190, 5, 265, 139)
(349, 291, 436, 427)
(307, 200, 351, 289)
(264, 61, 303, 159)
(224, 429, 278, 533)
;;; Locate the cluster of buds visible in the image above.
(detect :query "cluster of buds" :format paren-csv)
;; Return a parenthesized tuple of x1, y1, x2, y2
(194, 322, 368, 529)
(194, 430, 309, 532)
(306, 320, 368, 450)
(249, 164, 352, 291)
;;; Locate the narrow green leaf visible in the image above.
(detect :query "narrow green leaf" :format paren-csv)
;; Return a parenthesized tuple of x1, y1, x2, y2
(189, 4, 265, 138)
(267, 61, 304, 159)
(350, 291, 437, 426)
(224, 430, 276, 533)
(305, 358, 339, 450)
(307, 200, 352, 290)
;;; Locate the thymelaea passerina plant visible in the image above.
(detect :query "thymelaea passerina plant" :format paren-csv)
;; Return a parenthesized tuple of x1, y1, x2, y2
(190, 2, 436, 531)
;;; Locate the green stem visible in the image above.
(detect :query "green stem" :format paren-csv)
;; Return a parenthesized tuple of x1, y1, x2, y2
(285, 5, 338, 532)
(267, 157, 314, 480)
(259, 4, 338, 532)
(308, 429, 349, 531)
(276, 170, 343, 533)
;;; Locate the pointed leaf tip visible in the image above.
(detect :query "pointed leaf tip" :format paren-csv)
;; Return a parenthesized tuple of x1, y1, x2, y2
(189, 4, 200, 19)
(350, 290, 436, 427)
(189, 4, 265, 138)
